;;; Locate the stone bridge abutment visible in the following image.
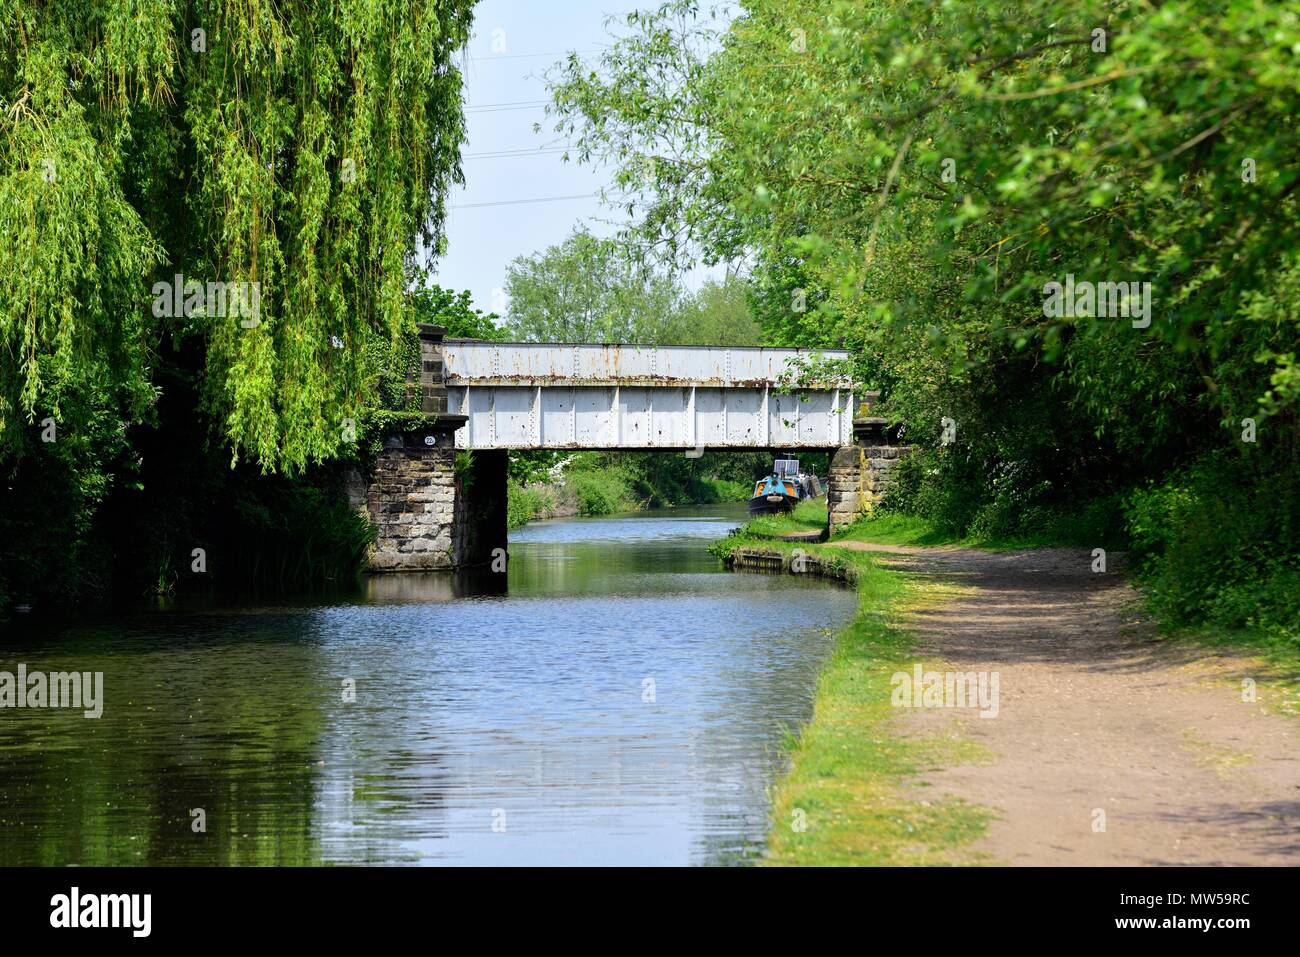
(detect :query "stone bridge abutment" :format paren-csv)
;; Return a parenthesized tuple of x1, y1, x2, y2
(827, 404, 912, 536)
(364, 325, 507, 572)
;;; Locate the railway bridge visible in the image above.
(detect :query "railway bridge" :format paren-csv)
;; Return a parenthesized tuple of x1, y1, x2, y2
(363, 324, 907, 570)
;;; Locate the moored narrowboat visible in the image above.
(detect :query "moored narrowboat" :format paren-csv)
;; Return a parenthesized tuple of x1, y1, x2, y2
(747, 457, 823, 516)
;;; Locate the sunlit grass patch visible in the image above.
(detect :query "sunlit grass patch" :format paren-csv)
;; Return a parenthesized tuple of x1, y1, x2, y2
(743, 498, 828, 538)
(833, 512, 1062, 551)
(1180, 728, 1255, 780)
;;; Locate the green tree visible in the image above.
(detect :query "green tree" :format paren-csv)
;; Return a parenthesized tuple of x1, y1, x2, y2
(412, 283, 505, 341)
(0, 3, 477, 607)
(659, 278, 761, 346)
(504, 230, 762, 346)
(504, 228, 682, 343)
(549, 0, 1299, 443)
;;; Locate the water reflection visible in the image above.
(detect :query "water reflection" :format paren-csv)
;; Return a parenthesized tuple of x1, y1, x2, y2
(0, 505, 855, 865)
(362, 569, 506, 603)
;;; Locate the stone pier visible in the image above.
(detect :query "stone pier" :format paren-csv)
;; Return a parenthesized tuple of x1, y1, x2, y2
(827, 399, 912, 536)
(365, 324, 506, 571)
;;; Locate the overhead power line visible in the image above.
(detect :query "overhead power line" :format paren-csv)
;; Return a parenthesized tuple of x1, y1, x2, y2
(470, 48, 606, 61)
(466, 99, 548, 109)
(463, 147, 568, 160)
(465, 100, 549, 113)
(449, 192, 597, 210)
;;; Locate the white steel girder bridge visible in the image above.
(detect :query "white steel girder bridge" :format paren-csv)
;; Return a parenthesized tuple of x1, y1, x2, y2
(438, 339, 857, 451)
(365, 328, 865, 573)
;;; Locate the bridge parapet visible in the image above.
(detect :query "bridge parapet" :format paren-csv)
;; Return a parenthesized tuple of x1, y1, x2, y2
(442, 340, 853, 388)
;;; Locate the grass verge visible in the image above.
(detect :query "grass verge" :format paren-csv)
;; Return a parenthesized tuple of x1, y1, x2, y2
(1155, 621, 1300, 718)
(713, 524, 992, 865)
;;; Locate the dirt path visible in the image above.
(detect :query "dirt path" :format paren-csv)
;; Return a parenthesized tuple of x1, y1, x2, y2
(833, 542, 1300, 865)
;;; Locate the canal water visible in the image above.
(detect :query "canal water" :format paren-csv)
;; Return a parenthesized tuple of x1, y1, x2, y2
(0, 504, 856, 866)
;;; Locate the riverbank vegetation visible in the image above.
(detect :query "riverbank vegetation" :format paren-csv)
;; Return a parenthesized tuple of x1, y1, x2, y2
(715, 498, 828, 541)
(548, 0, 1300, 653)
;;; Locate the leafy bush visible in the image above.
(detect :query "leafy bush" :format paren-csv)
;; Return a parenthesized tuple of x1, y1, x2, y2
(507, 483, 553, 529)
(1126, 453, 1300, 640)
(222, 481, 376, 590)
(704, 478, 752, 502)
(568, 470, 630, 515)
(886, 448, 1126, 548)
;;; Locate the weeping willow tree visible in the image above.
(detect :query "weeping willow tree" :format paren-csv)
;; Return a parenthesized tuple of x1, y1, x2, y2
(0, 0, 475, 472)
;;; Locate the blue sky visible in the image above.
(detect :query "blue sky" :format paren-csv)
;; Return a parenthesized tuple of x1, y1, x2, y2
(432, 0, 647, 317)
